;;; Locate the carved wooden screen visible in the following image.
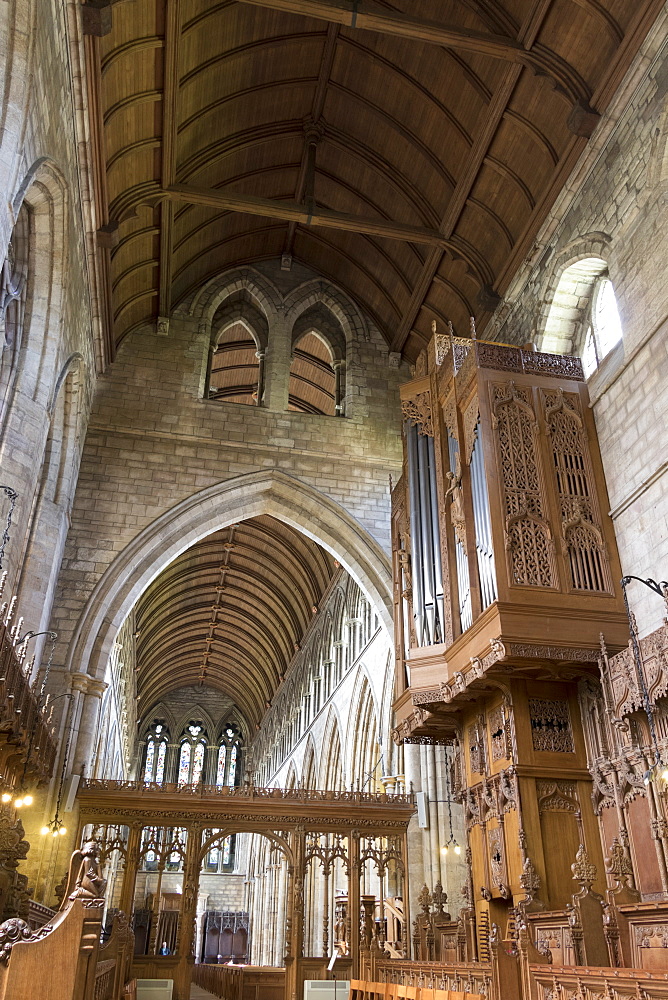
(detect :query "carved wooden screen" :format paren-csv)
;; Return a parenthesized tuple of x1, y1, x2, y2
(491, 382, 555, 588)
(542, 389, 610, 593)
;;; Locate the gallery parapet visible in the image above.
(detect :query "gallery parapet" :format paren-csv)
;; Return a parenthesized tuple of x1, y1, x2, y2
(79, 778, 415, 805)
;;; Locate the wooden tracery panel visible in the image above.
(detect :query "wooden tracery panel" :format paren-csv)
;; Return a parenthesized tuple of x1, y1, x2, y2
(491, 381, 555, 589)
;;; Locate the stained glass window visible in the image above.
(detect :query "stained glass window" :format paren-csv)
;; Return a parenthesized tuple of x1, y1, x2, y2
(178, 742, 191, 784)
(216, 745, 227, 786)
(192, 741, 205, 784)
(228, 744, 238, 787)
(207, 846, 219, 871)
(144, 739, 155, 783)
(222, 835, 231, 866)
(155, 741, 166, 784)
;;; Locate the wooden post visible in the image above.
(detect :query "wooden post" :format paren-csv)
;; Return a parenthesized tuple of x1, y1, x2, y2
(174, 823, 202, 1000)
(119, 822, 142, 918)
(349, 830, 360, 978)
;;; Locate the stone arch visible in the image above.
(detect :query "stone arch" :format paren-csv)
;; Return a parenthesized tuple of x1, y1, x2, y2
(283, 279, 368, 346)
(65, 470, 393, 688)
(291, 302, 346, 361)
(536, 233, 612, 354)
(348, 672, 382, 792)
(189, 266, 282, 328)
(319, 707, 344, 791)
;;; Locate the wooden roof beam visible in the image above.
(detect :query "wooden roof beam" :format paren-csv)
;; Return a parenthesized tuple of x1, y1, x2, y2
(235, 0, 527, 61)
(165, 183, 451, 248)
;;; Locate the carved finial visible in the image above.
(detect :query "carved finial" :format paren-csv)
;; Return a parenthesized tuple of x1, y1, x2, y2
(599, 632, 608, 657)
(469, 316, 477, 341)
(519, 856, 541, 899)
(418, 883, 432, 915)
(431, 880, 447, 914)
(571, 844, 597, 888)
(605, 837, 634, 887)
(431, 319, 437, 336)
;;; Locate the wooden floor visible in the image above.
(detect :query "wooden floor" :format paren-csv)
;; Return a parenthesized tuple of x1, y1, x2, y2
(190, 986, 218, 999)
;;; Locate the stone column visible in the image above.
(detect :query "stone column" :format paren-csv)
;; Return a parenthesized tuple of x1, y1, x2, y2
(255, 349, 266, 405)
(333, 359, 345, 416)
(263, 310, 291, 411)
(71, 676, 107, 777)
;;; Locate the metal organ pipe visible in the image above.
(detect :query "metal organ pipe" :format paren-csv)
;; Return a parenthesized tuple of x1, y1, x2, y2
(406, 424, 425, 645)
(470, 428, 497, 611)
(406, 422, 444, 646)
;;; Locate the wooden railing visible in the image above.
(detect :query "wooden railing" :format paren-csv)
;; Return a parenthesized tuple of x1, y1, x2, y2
(351, 979, 483, 1000)
(192, 963, 286, 1000)
(80, 779, 413, 805)
(375, 960, 492, 997)
(529, 964, 668, 999)
(0, 622, 57, 785)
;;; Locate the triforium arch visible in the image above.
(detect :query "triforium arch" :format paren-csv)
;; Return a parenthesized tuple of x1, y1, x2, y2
(65, 470, 393, 694)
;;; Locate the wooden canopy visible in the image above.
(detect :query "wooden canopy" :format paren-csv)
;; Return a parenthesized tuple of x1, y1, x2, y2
(85, 0, 663, 363)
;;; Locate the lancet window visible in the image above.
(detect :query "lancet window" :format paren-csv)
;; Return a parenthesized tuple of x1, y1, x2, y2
(216, 723, 242, 787)
(178, 722, 207, 785)
(143, 722, 168, 785)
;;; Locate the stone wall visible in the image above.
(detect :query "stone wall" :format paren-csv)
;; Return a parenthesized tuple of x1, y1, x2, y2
(487, 9, 668, 636)
(48, 267, 407, 706)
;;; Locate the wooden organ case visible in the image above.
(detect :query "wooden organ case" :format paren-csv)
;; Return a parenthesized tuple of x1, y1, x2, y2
(391, 329, 632, 955)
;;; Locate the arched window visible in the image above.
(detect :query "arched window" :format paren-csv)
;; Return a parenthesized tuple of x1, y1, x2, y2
(178, 722, 207, 785)
(289, 332, 337, 415)
(542, 258, 623, 376)
(0, 204, 29, 427)
(216, 722, 242, 787)
(208, 321, 261, 405)
(143, 723, 168, 785)
(581, 277, 623, 377)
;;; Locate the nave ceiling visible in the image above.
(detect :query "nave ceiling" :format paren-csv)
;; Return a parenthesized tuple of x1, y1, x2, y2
(133, 516, 336, 728)
(87, 0, 663, 364)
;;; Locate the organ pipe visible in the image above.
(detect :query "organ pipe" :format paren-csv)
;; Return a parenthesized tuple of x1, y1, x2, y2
(406, 423, 444, 646)
(469, 427, 497, 611)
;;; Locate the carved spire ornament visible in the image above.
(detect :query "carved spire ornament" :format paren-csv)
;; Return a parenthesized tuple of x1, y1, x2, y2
(571, 844, 597, 889)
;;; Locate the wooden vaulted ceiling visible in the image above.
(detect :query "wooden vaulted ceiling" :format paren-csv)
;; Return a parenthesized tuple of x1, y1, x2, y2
(134, 517, 336, 727)
(88, 0, 662, 362)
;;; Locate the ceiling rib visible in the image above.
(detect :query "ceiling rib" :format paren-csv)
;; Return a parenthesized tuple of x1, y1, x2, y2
(158, 0, 181, 322)
(283, 22, 339, 259)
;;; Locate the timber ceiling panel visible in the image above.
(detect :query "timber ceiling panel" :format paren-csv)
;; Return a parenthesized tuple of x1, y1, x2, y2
(88, 0, 663, 361)
(134, 516, 336, 727)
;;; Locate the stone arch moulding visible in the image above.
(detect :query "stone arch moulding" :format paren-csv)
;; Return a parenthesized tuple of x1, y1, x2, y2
(67, 469, 393, 683)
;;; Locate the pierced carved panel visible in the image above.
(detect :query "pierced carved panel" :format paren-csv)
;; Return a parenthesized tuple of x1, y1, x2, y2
(402, 391, 433, 436)
(468, 718, 487, 776)
(542, 388, 610, 593)
(529, 698, 574, 753)
(488, 705, 510, 762)
(491, 381, 555, 588)
(488, 827, 506, 888)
